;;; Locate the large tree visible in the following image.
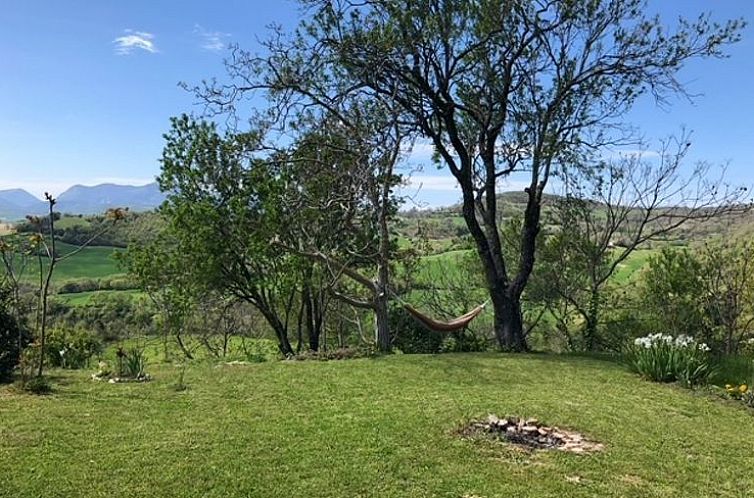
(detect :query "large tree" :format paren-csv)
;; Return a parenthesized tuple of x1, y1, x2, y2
(198, 0, 744, 350)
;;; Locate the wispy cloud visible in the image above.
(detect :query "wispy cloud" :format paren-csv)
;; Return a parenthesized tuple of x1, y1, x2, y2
(194, 24, 231, 52)
(113, 29, 158, 55)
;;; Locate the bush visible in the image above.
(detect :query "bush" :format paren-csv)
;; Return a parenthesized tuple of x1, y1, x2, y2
(291, 346, 377, 361)
(120, 347, 147, 379)
(625, 333, 714, 387)
(21, 375, 53, 395)
(0, 290, 31, 382)
(390, 306, 444, 354)
(439, 330, 490, 353)
(45, 328, 103, 369)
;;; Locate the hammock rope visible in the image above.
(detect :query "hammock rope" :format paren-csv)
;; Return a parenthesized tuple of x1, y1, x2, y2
(389, 290, 490, 333)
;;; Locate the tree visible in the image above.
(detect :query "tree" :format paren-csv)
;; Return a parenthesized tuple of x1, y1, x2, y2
(26, 195, 125, 378)
(121, 228, 200, 360)
(157, 116, 307, 356)
(540, 139, 749, 350)
(198, 0, 744, 350)
(275, 107, 406, 352)
(639, 241, 754, 354)
(699, 240, 754, 354)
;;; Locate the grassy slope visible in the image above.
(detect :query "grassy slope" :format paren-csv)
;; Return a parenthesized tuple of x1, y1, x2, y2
(15, 242, 124, 285)
(54, 289, 144, 306)
(2, 354, 754, 498)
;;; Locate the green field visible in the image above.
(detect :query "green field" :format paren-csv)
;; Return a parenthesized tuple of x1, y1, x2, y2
(612, 249, 656, 283)
(54, 289, 144, 306)
(2, 354, 754, 497)
(12, 242, 124, 286)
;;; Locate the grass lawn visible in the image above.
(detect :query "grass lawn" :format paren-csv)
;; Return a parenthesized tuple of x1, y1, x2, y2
(2, 354, 754, 497)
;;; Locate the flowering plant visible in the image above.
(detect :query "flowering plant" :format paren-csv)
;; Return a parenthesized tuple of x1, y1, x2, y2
(626, 333, 714, 387)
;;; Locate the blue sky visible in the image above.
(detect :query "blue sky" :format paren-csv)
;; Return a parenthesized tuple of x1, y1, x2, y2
(1, 1, 753, 208)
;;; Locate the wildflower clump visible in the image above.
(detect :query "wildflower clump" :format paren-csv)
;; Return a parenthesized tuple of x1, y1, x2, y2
(626, 333, 714, 387)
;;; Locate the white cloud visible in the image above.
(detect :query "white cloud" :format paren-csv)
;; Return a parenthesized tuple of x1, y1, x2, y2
(402, 174, 532, 193)
(194, 24, 231, 52)
(113, 30, 158, 55)
(404, 175, 459, 192)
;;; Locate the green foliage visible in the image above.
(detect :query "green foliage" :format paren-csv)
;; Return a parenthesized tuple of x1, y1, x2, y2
(625, 334, 714, 388)
(0, 286, 30, 382)
(20, 375, 52, 395)
(640, 248, 706, 339)
(122, 348, 147, 379)
(389, 305, 444, 354)
(48, 292, 155, 342)
(638, 241, 754, 354)
(290, 347, 377, 361)
(44, 327, 103, 369)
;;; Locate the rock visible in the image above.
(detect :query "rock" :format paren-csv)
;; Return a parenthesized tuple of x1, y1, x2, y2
(487, 414, 500, 425)
(525, 418, 539, 426)
(108, 378, 116, 384)
(522, 425, 538, 432)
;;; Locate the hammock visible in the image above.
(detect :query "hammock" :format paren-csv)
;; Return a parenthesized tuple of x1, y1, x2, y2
(402, 302, 488, 333)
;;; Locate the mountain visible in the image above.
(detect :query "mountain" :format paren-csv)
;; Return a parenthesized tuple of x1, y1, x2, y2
(56, 183, 165, 215)
(0, 189, 46, 220)
(0, 183, 166, 221)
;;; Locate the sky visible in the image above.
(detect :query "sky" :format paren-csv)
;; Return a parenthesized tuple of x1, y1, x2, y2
(1, 0, 753, 208)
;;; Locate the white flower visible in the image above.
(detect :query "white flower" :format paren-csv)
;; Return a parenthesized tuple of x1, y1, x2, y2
(698, 343, 710, 352)
(674, 334, 695, 348)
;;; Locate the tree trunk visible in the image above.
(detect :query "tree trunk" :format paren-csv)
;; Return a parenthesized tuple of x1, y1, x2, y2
(491, 288, 527, 352)
(374, 291, 390, 352)
(37, 201, 57, 378)
(583, 289, 600, 351)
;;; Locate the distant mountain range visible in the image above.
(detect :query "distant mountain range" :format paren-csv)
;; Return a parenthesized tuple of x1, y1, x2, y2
(0, 183, 166, 221)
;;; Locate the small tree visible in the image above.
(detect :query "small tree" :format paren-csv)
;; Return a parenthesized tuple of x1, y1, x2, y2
(540, 139, 749, 350)
(639, 241, 754, 354)
(156, 116, 304, 356)
(28, 194, 125, 378)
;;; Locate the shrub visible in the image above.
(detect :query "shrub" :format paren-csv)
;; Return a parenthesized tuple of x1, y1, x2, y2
(0, 298, 30, 382)
(122, 348, 147, 379)
(625, 333, 714, 387)
(21, 375, 53, 395)
(390, 306, 444, 354)
(292, 346, 377, 361)
(439, 330, 489, 353)
(45, 328, 103, 369)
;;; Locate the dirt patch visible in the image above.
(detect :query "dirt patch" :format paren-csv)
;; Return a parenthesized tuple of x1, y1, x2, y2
(460, 415, 604, 454)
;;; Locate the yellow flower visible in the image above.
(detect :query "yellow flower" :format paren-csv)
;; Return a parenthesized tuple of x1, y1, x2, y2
(740, 384, 748, 393)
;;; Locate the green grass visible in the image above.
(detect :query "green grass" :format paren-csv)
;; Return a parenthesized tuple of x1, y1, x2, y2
(55, 216, 92, 230)
(3, 354, 754, 497)
(612, 249, 656, 283)
(54, 289, 144, 306)
(13, 242, 124, 286)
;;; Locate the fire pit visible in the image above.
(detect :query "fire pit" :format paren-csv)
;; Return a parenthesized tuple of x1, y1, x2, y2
(461, 415, 604, 453)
